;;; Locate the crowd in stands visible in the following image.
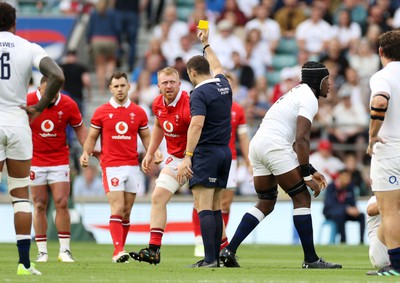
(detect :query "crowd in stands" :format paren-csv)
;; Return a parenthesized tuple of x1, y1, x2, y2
(7, 0, 400, 199)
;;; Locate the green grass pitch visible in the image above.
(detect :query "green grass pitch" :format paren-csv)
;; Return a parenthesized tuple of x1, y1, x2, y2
(0, 242, 396, 282)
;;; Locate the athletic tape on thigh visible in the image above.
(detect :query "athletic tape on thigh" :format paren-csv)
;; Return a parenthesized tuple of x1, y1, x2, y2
(7, 176, 30, 191)
(287, 180, 307, 197)
(256, 186, 278, 200)
(10, 196, 31, 213)
(155, 173, 180, 193)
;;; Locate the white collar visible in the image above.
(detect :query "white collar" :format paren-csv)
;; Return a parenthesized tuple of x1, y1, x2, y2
(36, 90, 61, 106)
(163, 90, 182, 107)
(195, 77, 221, 89)
(109, 97, 131, 108)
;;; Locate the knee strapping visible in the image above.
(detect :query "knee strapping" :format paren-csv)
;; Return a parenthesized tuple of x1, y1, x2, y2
(155, 174, 180, 193)
(11, 197, 31, 213)
(256, 186, 278, 200)
(287, 180, 307, 197)
(8, 176, 30, 191)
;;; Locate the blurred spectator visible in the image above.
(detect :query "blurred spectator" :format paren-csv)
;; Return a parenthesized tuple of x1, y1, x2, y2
(230, 51, 256, 91)
(236, 0, 259, 19)
(210, 19, 246, 70)
(205, 0, 226, 17)
(270, 66, 300, 103)
(162, 34, 200, 66)
(228, 71, 251, 105)
(367, 3, 392, 32)
(153, 5, 189, 47)
(129, 70, 159, 110)
(333, 0, 368, 32)
(172, 57, 193, 93)
(244, 28, 271, 78)
(343, 153, 369, 197)
(131, 53, 165, 86)
(328, 91, 369, 163)
(189, 0, 218, 26)
(337, 67, 370, 111)
(217, 0, 248, 26)
(274, 0, 307, 38)
(60, 0, 94, 14)
(348, 38, 381, 86)
(143, 37, 167, 66)
(309, 139, 345, 185)
(295, 1, 332, 56)
(87, 0, 118, 95)
(323, 169, 366, 244)
(60, 50, 92, 116)
(114, 0, 143, 72)
(364, 23, 382, 53)
(73, 162, 104, 197)
(392, 6, 400, 28)
(145, 0, 165, 29)
(319, 38, 349, 79)
(331, 9, 362, 51)
(244, 4, 281, 53)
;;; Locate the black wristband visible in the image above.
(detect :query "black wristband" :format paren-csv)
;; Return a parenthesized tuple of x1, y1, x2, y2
(300, 164, 311, 177)
(202, 44, 210, 56)
(309, 164, 317, 175)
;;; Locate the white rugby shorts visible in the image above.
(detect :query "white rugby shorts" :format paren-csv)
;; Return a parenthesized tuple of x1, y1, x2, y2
(102, 165, 141, 193)
(249, 137, 298, 177)
(370, 155, 400, 192)
(30, 165, 70, 186)
(226, 159, 238, 189)
(155, 155, 188, 193)
(0, 125, 32, 161)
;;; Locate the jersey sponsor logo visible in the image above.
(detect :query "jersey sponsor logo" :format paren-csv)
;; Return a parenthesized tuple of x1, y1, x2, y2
(112, 121, 131, 140)
(111, 177, 119, 186)
(39, 120, 57, 137)
(163, 121, 174, 133)
(29, 171, 35, 180)
(217, 87, 230, 95)
(165, 157, 173, 165)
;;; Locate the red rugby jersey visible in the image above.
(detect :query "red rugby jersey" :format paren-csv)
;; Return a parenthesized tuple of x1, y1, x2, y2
(27, 91, 83, 166)
(229, 101, 247, 160)
(91, 98, 148, 168)
(152, 91, 191, 158)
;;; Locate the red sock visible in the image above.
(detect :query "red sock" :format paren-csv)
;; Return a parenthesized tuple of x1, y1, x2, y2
(220, 237, 229, 250)
(192, 208, 201, 237)
(222, 211, 230, 228)
(122, 220, 130, 247)
(109, 215, 123, 254)
(149, 228, 164, 246)
(35, 234, 47, 242)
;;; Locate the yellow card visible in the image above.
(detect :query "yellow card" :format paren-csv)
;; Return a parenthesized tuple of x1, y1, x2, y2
(197, 20, 209, 30)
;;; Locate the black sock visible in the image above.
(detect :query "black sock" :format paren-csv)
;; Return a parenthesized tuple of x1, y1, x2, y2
(199, 210, 216, 263)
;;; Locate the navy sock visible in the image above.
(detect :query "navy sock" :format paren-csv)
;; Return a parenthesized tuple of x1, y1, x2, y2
(293, 213, 318, 262)
(213, 210, 223, 259)
(388, 247, 400, 269)
(17, 239, 31, 269)
(227, 212, 260, 254)
(199, 210, 216, 263)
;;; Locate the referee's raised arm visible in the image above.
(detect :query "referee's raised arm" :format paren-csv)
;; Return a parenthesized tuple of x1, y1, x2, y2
(198, 28, 224, 76)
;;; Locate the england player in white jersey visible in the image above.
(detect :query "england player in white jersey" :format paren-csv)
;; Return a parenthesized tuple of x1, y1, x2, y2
(220, 62, 342, 269)
(0, 2, 64, 276)
(367, 196, 389, 269)
(366, 30, 400, 277)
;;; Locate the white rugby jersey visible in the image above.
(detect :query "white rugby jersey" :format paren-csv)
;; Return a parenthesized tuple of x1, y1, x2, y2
(0, 31, 47, 126)
(254, 83, 318, 145)
(366, 196, 380, 243)
(369, 62, 400, 157)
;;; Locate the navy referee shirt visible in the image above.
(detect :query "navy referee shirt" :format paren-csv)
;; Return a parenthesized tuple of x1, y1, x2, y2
(190, 74, 232, 146)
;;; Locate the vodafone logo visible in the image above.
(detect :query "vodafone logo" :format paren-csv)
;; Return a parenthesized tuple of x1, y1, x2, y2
(41, 120, 54, 132)
(163, 121, 174, 133)
(115, 121, 128, 134)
